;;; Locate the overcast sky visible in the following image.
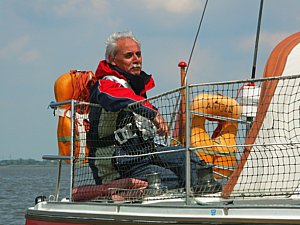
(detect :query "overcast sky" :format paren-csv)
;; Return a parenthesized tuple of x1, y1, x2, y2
(1, 0, 299, 160)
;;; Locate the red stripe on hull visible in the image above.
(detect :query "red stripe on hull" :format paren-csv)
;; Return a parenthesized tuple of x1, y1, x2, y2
(25, 219, 87, 225)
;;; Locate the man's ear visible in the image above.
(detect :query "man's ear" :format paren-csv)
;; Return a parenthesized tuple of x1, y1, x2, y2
(109, 55, 116, 66)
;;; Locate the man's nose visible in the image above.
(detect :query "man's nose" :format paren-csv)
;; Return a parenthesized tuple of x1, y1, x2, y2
(132, 53, 140, 60)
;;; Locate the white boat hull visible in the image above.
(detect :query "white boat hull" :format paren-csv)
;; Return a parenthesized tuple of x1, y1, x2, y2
(25, 198, 300, 225)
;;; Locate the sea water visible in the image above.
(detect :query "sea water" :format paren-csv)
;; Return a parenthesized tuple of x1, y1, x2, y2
(0, 165, 70, 225)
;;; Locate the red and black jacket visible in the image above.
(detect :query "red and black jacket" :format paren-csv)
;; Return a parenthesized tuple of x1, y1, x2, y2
(90, 60, 157, 118)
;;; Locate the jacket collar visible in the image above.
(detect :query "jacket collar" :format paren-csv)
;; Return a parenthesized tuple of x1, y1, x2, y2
(95, 60, 155, 96)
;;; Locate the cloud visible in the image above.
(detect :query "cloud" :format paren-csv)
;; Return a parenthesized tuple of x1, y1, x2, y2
(144, 0, 203, 14)
(260, 32, 293, 48)
(51, 0, 109, 18)
(0, 35, 29, 57)
(19, 49, 40, 63)
(237, 31, 291, 53)
(0, 35, 41, 64)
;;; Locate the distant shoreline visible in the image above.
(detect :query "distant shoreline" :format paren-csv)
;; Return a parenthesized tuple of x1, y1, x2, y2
(0, 159, 66, 166)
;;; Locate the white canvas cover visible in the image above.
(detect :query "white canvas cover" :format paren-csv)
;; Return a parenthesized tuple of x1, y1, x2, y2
(223, 32, 300, 197)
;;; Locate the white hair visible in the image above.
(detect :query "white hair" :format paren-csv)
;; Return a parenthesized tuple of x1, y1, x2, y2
(105, 31, 141, 63)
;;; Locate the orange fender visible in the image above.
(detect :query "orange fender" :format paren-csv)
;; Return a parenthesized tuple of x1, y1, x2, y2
(54, 70, 96, 163)
(190, 93, 241, 179)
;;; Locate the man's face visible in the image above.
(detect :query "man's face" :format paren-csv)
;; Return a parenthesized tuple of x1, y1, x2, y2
(110, 38, 142, 75)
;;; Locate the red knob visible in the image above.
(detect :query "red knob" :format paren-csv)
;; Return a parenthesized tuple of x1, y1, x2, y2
(178, 61, 187, 68)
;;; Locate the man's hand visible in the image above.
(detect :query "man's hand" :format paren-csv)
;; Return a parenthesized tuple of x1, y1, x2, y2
(153, 112, 169, 137)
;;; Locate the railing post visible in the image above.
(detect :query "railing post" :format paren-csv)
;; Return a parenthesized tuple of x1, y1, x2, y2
(178, 62, 187, 145)
(184, 73, 191, 205)
(42, 155, 72, 201)
(55, 159, 62, 201)
(177, 61, 191, 204)
(69, 100, 75, 202)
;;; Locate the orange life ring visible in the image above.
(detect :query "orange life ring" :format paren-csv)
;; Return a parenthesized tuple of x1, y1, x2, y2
(190, 93, 241, 179)
(54, 70, 96, 163)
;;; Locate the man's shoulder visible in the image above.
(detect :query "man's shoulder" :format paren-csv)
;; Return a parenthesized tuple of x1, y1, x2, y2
(102, 75, 130, 88)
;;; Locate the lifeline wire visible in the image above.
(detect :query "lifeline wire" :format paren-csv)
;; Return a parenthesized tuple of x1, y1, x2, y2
(251, 0, 264, 79)
(185, 0, 209, 82)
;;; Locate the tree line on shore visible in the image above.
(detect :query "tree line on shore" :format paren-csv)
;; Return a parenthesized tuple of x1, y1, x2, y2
(0, 158, 62, 166)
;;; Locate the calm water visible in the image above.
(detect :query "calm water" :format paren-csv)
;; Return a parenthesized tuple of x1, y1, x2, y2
(0, 165, 70, 225)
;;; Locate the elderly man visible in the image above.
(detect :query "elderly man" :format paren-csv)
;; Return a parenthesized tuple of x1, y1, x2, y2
(88, 31, 221, 193)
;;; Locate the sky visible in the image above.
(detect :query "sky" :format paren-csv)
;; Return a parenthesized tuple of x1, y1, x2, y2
(0, 0, 299, 160)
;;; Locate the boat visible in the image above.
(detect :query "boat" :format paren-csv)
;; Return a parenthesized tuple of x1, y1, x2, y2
(25, 4, 300, 225)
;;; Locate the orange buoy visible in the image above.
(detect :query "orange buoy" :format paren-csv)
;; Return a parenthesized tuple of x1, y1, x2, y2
(190, 93, 241, 179)
(54, 70, 96, 163)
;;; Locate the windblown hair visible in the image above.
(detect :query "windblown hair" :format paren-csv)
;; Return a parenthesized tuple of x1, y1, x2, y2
(105, 31, 141, 63)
